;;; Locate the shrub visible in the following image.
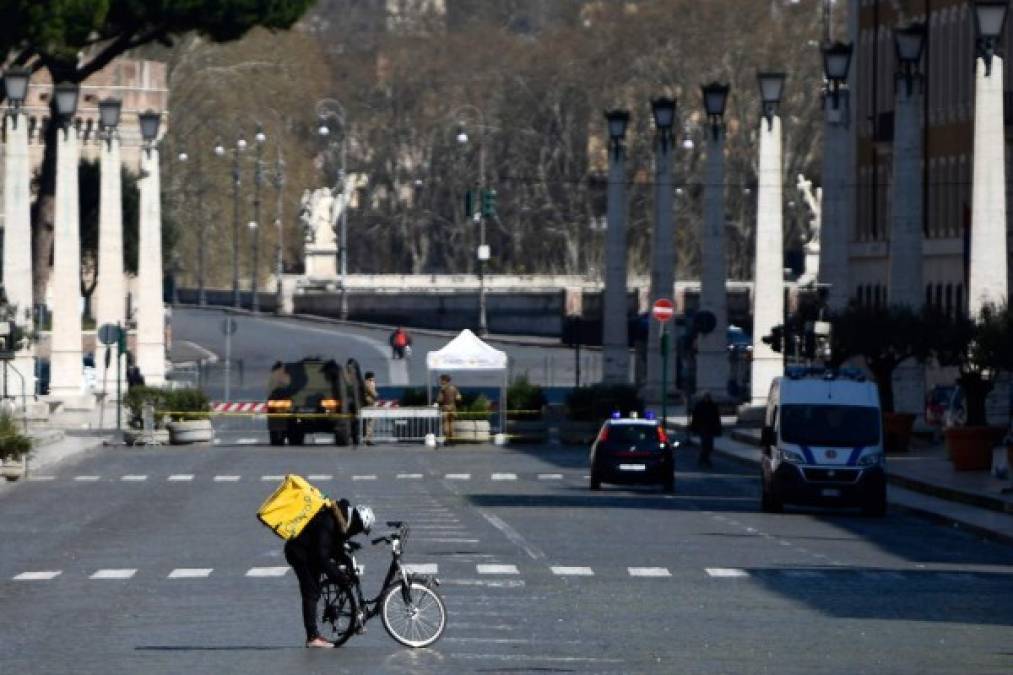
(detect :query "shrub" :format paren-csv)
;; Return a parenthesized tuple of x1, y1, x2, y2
(0, 413, 31, 461)
(162, 388, 211, 421)
(459, 393, 493, 418)
(507, 376, 546, 417)
(123, 386, 167, 428)
(399, 387, 429, 406)
(565, 384, 643, 423)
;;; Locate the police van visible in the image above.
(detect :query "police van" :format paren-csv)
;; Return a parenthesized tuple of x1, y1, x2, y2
(760, 367, 887, 516)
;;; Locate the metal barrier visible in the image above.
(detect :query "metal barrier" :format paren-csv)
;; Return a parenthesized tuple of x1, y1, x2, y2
(359, 406, 441, 443)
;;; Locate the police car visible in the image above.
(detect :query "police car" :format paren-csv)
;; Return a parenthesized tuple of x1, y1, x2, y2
(760, 367, 887, 516)
(589, 412, 676, 493)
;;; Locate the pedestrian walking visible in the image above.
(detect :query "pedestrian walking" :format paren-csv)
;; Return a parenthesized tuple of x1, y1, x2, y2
(436, 374, 461, 444)
(389, 327, 412, 360)
(690, 392, 722, 468)
(363, 371, 378, 445)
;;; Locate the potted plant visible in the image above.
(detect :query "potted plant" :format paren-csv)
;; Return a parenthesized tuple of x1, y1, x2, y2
(936, 304, 1012, 470)
(505, 376, 547, 443)
(0, 412, 32, 481)
(163, 388, 213, 445)
(455, 393, 492, 442)
(830, 304, 936, 452)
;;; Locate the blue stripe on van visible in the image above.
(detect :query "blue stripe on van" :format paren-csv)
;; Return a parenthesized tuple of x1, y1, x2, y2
(797, 445, 817, 464)
(846, 447, 865, 466)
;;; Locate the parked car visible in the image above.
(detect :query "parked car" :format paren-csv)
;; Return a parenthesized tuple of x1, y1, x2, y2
(589, 412, 676, 493)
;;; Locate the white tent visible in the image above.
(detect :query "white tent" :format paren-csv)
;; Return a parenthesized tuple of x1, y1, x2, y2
(426, 329, 508, 433)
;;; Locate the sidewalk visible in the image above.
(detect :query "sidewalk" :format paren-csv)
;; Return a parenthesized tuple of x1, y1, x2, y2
(665, 415, 1013, 546)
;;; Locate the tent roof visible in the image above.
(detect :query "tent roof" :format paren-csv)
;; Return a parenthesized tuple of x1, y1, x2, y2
(426, 329, 508, 371)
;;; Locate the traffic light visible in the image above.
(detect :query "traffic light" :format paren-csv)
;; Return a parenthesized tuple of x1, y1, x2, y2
(481, 189, 497, 218)
(117, 325, 127, 356)
(762, 324, 785, 353)
(464, 189, 475, 217)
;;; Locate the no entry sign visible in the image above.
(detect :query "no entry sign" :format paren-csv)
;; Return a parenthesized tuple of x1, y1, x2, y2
(652, 298, 674, 323)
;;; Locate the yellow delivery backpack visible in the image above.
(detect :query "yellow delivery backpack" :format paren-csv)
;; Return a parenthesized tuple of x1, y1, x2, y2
(257, 474, 332, 540)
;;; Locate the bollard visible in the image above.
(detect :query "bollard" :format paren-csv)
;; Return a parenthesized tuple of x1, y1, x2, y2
(424, 433, 437, 448)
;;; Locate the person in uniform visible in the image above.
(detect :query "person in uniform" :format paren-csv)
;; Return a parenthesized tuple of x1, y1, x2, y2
(436, 374, 461, 443)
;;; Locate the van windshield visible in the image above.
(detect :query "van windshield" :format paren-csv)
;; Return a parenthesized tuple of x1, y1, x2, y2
(780, 405, 880, 447)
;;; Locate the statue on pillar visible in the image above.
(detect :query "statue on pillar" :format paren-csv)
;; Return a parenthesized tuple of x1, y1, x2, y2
(299, 187, 338, 278)
(796, 173, 822, 287)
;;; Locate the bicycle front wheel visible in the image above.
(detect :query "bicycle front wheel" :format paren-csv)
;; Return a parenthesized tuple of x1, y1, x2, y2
(380, 582, 446, 648)
(320, 580, 356, 647)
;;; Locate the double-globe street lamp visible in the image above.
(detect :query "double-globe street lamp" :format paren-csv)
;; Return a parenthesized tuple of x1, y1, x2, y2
(215, 135, 248, 308)
(454, 104, 493, 337)
(316, 98, 349, 320)
(602, 108, 630, 384)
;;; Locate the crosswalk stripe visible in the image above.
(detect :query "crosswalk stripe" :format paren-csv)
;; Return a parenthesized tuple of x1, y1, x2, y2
(168, 568, 213, 579)
(74, 476, 101, 481)
(445, 473, 471, 480)
(315, 438, 332, 445)
(477, 564, 519, 575)
(13, 571, 61, 581)
(551, 566, 594, 576)
(629, 567, 671, 578)
(236, 438, 258, 445)
(91, 569, 137, 580)
(213, 475, 240, 482)
(537, 473, 563, 480)
(307, 474, 333, 481)
(404, 564, 438, 575)
(397, 473, 424, 479)
(261, 475, 284, 481)
(27, 476, 56, 482)
(419, 538, 481, 544)
(246, 567, 289, 577)
(121, 475, 147, 481)
(352, 475, 377, 481)
(168, 474, 194, 482)
(705, 563, 753, 575)
(491, 473, 517, 481)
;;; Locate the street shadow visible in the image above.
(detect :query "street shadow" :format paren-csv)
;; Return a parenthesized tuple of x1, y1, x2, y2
(742, 567, 1013, 626)
(135, 646, 300, 652)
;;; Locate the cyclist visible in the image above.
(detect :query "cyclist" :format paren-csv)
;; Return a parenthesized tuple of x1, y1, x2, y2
(389, 327, 412, 360)
(284, 499, 376, 648)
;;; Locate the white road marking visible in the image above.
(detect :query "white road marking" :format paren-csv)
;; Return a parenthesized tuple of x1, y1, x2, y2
(551, 566, 594, 576)
(477, 564, 519, 575)
(261, 475, 284, 481)
(91, 569, 137, 580)
(74, 475, 101, 481)
(419, 538, 481, 544)
(780, 570, 823, 579)
(213, 439, 222, 445)
(168, 568, 213, 579)
(246, 566, 289, 577)
(121, 475, 147, 481)
(442, 579, 526, 588)
(403, 564, 438, 575)
(352, 475, 376, 481)
(397, 473, 424, 479)
(443, 637, 530, 644)
(315, 438, 331, 445)
(13, 571, 61, 581)
(445, 473, 471, 480)
(491, 473, 517, 481)
(168, 474, 194, 482)
(27, 476, 56, 481)
(236, 438, 258, 445)
(213, 475, 240, 482)
(706, 568, 749, 578)
(629, 567, 671, 578)
(307, 474, 333, 481)
(452, 654, 622, 664)
(537, 473, 563, 480)
(479, 511, 546, 561)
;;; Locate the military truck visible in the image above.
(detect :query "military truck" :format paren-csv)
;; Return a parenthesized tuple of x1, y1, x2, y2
(265, 358, 365, 446)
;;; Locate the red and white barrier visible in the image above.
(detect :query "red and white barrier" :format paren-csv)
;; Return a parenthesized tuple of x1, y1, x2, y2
(212, 402, 268, 413)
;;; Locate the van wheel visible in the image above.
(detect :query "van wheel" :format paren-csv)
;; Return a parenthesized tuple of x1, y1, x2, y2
(861, 491, 887, 517)
(590, 467, 601, 491)
(334, 421, 350, 447)
(268, 431, 285, 446)
(663, 476, 675, 494)
(761, 477, 783, 513)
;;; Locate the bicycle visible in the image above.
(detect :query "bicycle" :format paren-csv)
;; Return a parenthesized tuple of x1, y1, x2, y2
(320, 521, 447, 648)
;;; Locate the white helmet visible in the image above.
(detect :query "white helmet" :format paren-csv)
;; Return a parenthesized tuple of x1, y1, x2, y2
(354, 504, 375, 533)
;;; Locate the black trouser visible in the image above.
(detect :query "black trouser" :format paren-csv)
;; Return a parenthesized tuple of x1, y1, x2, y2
(285, 543, 354, 641)
(698, 433, 714, 464)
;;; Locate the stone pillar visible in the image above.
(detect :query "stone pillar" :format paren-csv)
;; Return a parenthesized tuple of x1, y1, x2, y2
(888, 78, 925, 416)
(819, 100, 851, 311)
(750, 116, 784, 407)
(645, 134, 675, 402)
(2, 113, 35, 395)
(697, 129, 729, 399)
(969, 55, 1008, 317)
(602, 141, 629, 384)
(136, 146, 165, 385)
(48, 127, 84, 400)
(95, 137, 125, 334)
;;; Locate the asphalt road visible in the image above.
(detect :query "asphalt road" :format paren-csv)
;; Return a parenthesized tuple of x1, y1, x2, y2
(2, 434, 1011, 674)
(169, 307, 600, 401)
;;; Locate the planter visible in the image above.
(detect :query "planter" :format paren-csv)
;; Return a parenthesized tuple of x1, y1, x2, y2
(167, 419, 215, 445)
(506, 419, 547, 443)
(883, 412, 916, 453)
(1, 456, 26, 482)
(452, 419, 491, 443)
(124, 429, 171, 446)
(944, 426, 1004, 471)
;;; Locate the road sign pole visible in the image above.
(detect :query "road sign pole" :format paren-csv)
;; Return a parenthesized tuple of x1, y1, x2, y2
(224, 327, 232, 403)
(116, 325, 122, 435)
(661, 325, 670, 427)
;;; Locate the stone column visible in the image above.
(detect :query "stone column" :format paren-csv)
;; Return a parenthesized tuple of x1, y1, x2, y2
(819, 100, 851, 311)
(94, 136, 125, 334)
(888, 77, 925, 416)
(136, 146, 165, 385)
(48, 126, 84, 400)
(602, 140, 629, 384)
(2, 113, 35, 395)
(646, 134, 675, 402)
(750, 116, 784, 407)
(969, 55, 1008, 317)
(697, 129, 730, 399)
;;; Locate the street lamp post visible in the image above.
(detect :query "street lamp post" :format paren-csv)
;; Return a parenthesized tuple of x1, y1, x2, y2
(969, 1, 1009, 317)
(215, 136, 247, 308)
(751, 73, 786, 408)
(317, 99, 349, 320)
(177, 148, 209, 306)
(274, 153, 287, 311)
(95, 97, 126, 338)
(602, 109, 630, 384)
(697, 83, 731, 401)
(818, 40, 854, 312)
(646, 97, 676, 405)
(454, 106, 491, 336)
(250, 125, 266, 312)
(136, 109, 166, 386)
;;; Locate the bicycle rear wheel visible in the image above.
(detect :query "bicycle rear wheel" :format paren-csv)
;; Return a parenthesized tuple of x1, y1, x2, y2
(320, 581, 356, 647)
(380, 581, 446, 648)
